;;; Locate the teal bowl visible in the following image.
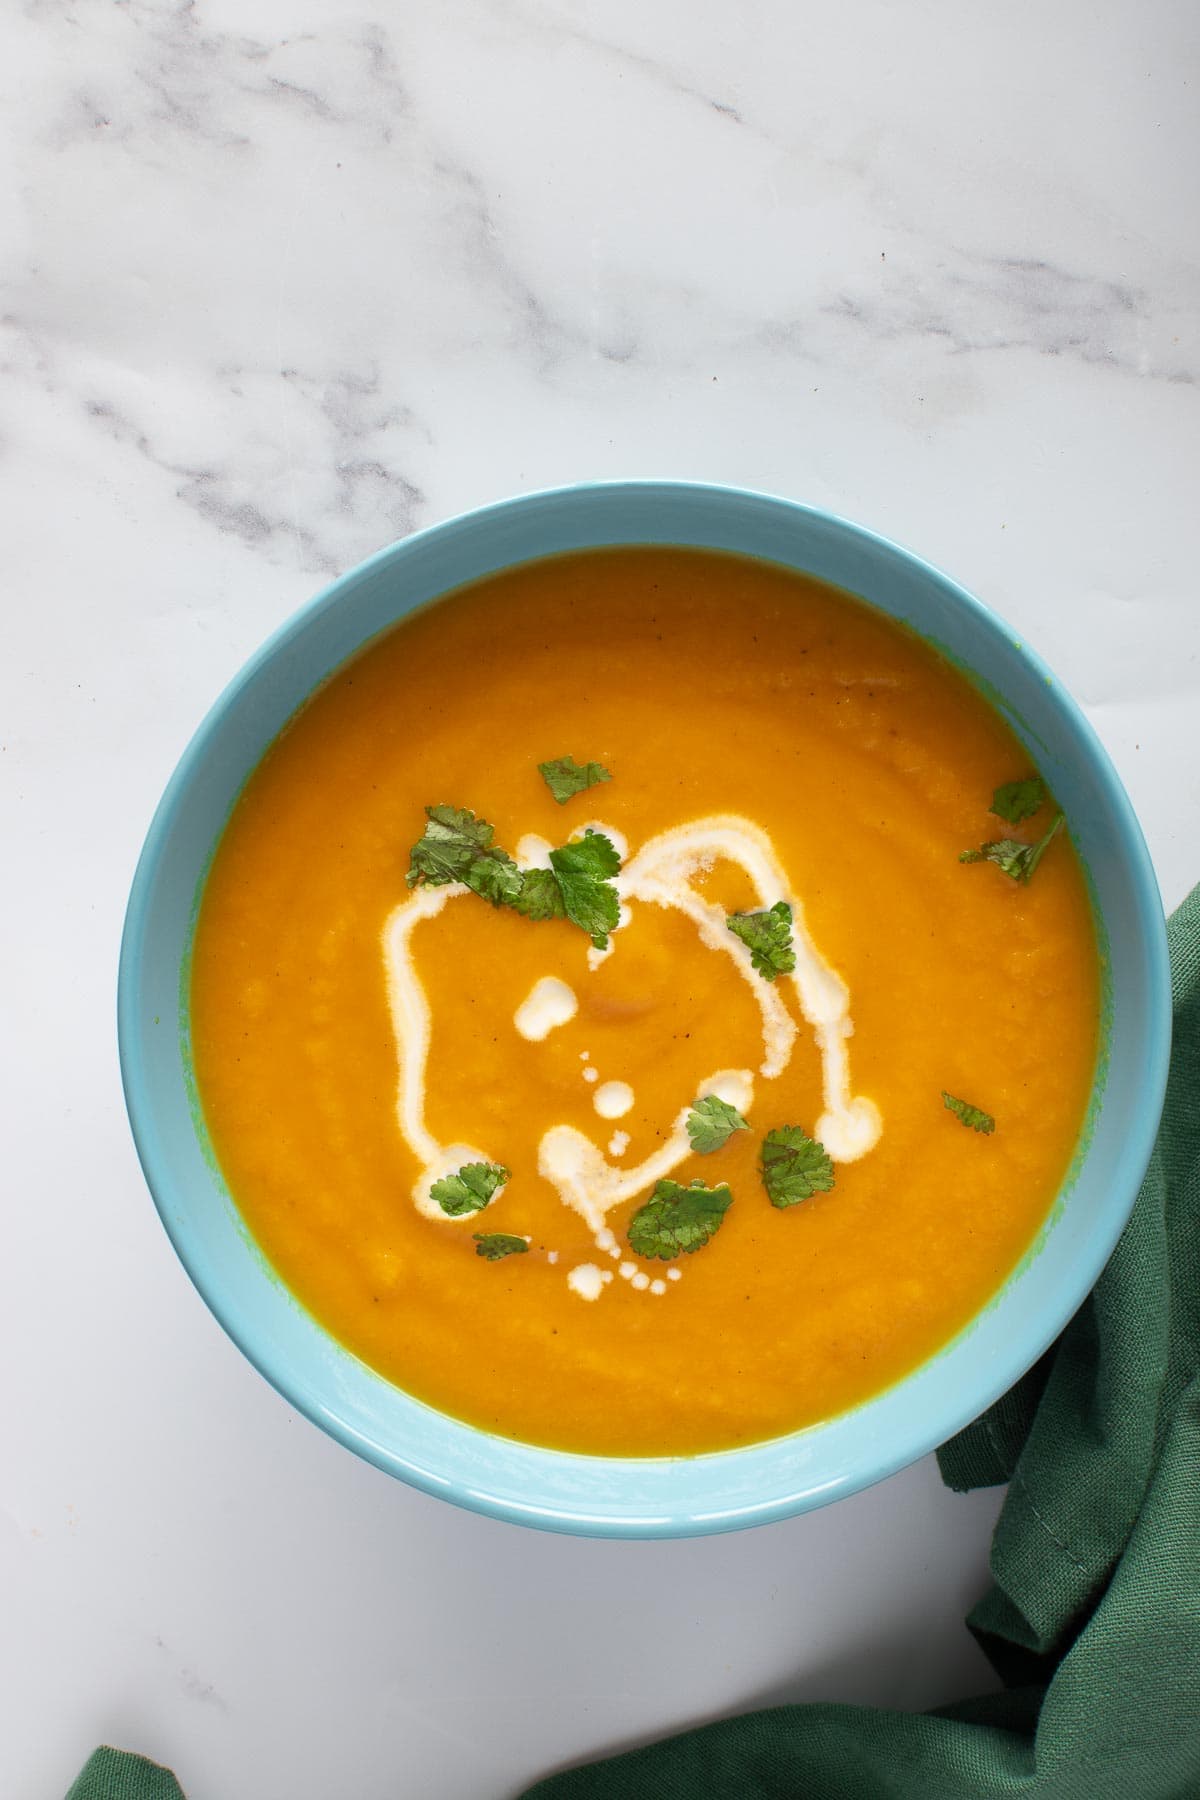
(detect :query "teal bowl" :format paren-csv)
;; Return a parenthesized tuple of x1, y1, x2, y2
(118, 482, 1170, 1536)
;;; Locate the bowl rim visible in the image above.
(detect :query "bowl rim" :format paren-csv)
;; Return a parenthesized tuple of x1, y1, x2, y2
(118, 479, 1172, 1536)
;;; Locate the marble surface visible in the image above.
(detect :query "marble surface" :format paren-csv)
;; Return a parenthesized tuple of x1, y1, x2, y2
(3, 2, 1197, 1795)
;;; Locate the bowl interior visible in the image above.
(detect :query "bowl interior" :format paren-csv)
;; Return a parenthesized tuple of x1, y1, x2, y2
(118, 482, 1170, 1536)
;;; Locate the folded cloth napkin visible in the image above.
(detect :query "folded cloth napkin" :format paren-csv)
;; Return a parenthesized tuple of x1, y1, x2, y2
(68, 888, 1200, 1800)
(67, 1751, 183, 1800)
(522, 885, 1200, 1800)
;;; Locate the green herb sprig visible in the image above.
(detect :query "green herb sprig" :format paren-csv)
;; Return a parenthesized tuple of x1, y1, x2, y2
(407, 806, 523, 905)
(627, 1179, 734, 1260)
(538, 756, 612, 805)
(760, 1126, 835, 1208)
(991, 777, 1046, 825)
(727, 902, 796, 982)
(686, 1095, 750, 1155)
(473, 1232, 530, 1260)
(430, 1161, 509, 1217)
(547, 829, 622, 949)
(407, 806, 622, 950)
(960, 813, 1064, 884)
(942, 1092, 996, 1134)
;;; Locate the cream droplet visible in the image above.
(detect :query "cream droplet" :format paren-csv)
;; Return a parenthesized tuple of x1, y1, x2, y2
(594, 1080, 634, 1120)
(608, 1129, 630, 1157)
(513, 975, 578, 1042)
(567, 1263, 611, 1301)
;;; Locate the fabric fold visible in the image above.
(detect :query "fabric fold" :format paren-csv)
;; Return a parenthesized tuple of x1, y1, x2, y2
(521, 887, 1200, 1799)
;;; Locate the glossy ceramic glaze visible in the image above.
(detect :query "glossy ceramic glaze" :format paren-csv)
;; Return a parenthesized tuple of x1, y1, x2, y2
(118, 483, 1171, 1536)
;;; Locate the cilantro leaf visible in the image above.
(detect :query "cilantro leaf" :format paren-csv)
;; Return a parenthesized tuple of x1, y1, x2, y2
(429, 1161, 509, 1217)
(959, 840, 1021, 869)
(555, 876, 619, 949)
(407, 805, 522, 905)
(473, 1232, 529, 1260)
(942, 1092, 996, 1134)
(406, 806, 620, 947)
(549, 829, 621, 881)
(406, 804, 490, 886)
(959, 813, 1065, 883)
(548, 829, 622, 949)
(511, 867, 566, 922)
(760, 1126, 835, 1208)
(463, 851, 524, 908)
(538, 756, 612, 805)
(991, 776, 1046, 825)
(627, 1178, 734, 1261)
(727, 901, 796, 982)
(686, 1094, 750, 1155)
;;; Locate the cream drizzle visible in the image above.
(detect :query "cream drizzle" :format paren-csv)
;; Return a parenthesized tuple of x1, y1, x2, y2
(619, 817, 880, 1159)
(382, 814, 881, 1247)
(538, 1067, 755, 1245)
(381, 882, 504, 1220)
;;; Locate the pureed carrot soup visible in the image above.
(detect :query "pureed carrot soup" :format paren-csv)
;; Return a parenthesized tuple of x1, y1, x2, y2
(190, 548, 1100, 1457)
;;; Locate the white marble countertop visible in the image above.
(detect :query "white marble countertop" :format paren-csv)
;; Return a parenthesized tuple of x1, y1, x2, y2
(3, 3, 1197, 1796)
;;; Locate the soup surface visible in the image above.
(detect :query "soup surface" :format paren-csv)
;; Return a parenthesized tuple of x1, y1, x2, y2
(191, 548, 1100, 1455)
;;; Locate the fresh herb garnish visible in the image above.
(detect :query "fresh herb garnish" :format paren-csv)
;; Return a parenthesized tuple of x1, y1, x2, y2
(942, 1092, 996, 1134)
(548, 829, 622, 949)
(959, 813, 1065, 883)
(407, 807, 621, 948)
(429, 1160, 510, 1217)
(538, 756, 612, 805)
(473, 1232, 529, 1260)
(686, 1094, 750, 1155)
(406, 806, 523, 906)
(627, 1178, 734, 1260)
(464, 852, 525, 907)
(515, 831, 622, 943)
(760, 1126, 835, 1208)
(511, 867, 566, 922)
(991, 776, 1046, 825)
(727, 901, 796, 982)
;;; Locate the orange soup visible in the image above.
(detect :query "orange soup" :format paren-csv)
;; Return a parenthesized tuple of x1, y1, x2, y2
(190, 549, 1100, 1455)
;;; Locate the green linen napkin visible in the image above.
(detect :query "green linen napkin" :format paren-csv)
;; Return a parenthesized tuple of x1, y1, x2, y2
(66, 1750, 184, 1800)
(67, 888, 1200, 1800)
(523, 884, 1200, 1800)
